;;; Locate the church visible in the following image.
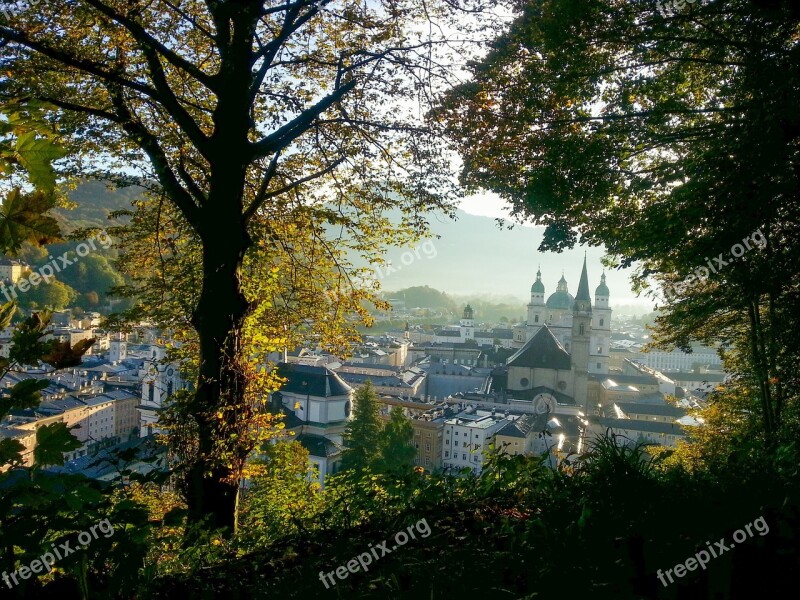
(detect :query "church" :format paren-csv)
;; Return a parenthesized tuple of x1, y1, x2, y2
(504, 258, 612, 413)
(512, 258, 611, 374)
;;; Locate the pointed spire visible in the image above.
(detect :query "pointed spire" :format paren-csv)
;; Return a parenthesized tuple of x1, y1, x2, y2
(575, 256, 591, 306)
(532, 265, 545, 293)
(596, 268, 609, 297)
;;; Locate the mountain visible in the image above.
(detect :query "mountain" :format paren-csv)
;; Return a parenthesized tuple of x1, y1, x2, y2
(374, 209, 644, 308)
(54, 180, 144, 232)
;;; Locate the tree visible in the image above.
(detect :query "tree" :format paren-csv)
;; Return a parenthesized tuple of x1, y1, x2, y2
(1, 0, 482, 531)
(0, 107, 150, 597)
(238, 440, 321, 548)
(16, 278, 78, 310)
(377, 406, 416, 472)
(342, 381, 383, 472)
(438, 0, 800, 442)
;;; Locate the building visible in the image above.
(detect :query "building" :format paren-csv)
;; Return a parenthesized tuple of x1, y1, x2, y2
(271, 362, 354, 486)
(612, 402, 687, 424)
(442, 409, 510, 475)
(512, 263, 612, 374)
(334, 362, 426, 397)
(0, 258, 26, 284)
(494, 414, 540, 457)
(633, 346, 722, 372)
(408, 405, 452, 472)
(138, 344, 186, 437)
(666, 372, 727, 395)
(108, 389, 139, 440)
(588, 416, 686, 448)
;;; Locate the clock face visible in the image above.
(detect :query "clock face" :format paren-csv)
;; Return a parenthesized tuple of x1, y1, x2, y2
(167, 368, 174, 376)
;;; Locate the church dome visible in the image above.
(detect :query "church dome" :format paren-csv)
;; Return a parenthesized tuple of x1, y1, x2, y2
(546, 273, 573, 309)
(531, 268, 545, 293)
(546, 291, 575, 309)
(595, 272, 609, 297)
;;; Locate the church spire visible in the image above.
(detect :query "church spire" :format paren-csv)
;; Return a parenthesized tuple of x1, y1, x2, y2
(574, 256, 592, 312)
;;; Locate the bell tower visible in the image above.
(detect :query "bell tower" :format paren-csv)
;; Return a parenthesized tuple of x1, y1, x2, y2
(572, 257, 592, 413)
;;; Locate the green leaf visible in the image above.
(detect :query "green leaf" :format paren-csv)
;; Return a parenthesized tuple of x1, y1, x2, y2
(9, 310, 53, 366)
(0, 437, 25, 466)
(0, 300, 16, 330)
(33, 423, 81, 467)
(0, 188, 63, 254)
(14, 131, 67, 193)
(41, 337, 96, 369)
(0, 378, 49, 418)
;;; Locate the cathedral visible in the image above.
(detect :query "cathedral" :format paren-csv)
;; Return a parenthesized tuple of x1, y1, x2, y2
(511, 258, 611, 374)
(505, 258, 611, 413)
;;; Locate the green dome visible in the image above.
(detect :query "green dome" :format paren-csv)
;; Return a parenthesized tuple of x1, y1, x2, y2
(531, 268, 545, 293)
(546, 291, 575, 310)
(595, 273, 609, 297)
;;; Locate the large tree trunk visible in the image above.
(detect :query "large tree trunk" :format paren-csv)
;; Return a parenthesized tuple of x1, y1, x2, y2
(187, 214, 252, 532)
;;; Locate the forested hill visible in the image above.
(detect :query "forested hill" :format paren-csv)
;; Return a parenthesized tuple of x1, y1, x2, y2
(54, 179, 145, 232)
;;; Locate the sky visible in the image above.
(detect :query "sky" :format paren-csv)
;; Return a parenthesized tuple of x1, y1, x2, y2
(454, 192, 654, 312)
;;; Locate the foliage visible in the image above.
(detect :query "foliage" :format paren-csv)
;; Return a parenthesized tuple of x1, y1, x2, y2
(147, 432, 800, 598)
(342, 381, 384, 472)
(236, 440, 322, 551)
(438, 0, 800, 441)
(376, 406, 416, 473)
(1, 0, 481, 531)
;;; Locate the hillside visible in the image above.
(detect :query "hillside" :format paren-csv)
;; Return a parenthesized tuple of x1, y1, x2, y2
(54, 180, 145, 232)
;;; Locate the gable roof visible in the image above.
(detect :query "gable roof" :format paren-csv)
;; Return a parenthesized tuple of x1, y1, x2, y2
(506, 326, 571, 370)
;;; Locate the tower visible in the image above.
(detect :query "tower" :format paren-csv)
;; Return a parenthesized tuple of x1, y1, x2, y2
(460, 305, 474, 340)
(109, 333, 127, 363)
(527, 267, 546, 330)
(591, 272, 612, 374)
(571, 257, 592, 413)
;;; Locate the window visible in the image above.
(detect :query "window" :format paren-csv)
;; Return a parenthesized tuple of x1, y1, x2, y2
(534, 315, 539, 323)
(579, 324, 585, 335)
(414, 442, 419, 448)
(424, 458, 430, 466)
(599, 318, 604, 326)
(475, 434, 479, 438)
(425, 443, 431, 452)
(454, 441, 459, 447)
(444, 451, 449, 458)
(445, 439, 449, 445)
(597, 362, 602, 369)
(520, 377, 529, 387)
(462, 453, 467, 460)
